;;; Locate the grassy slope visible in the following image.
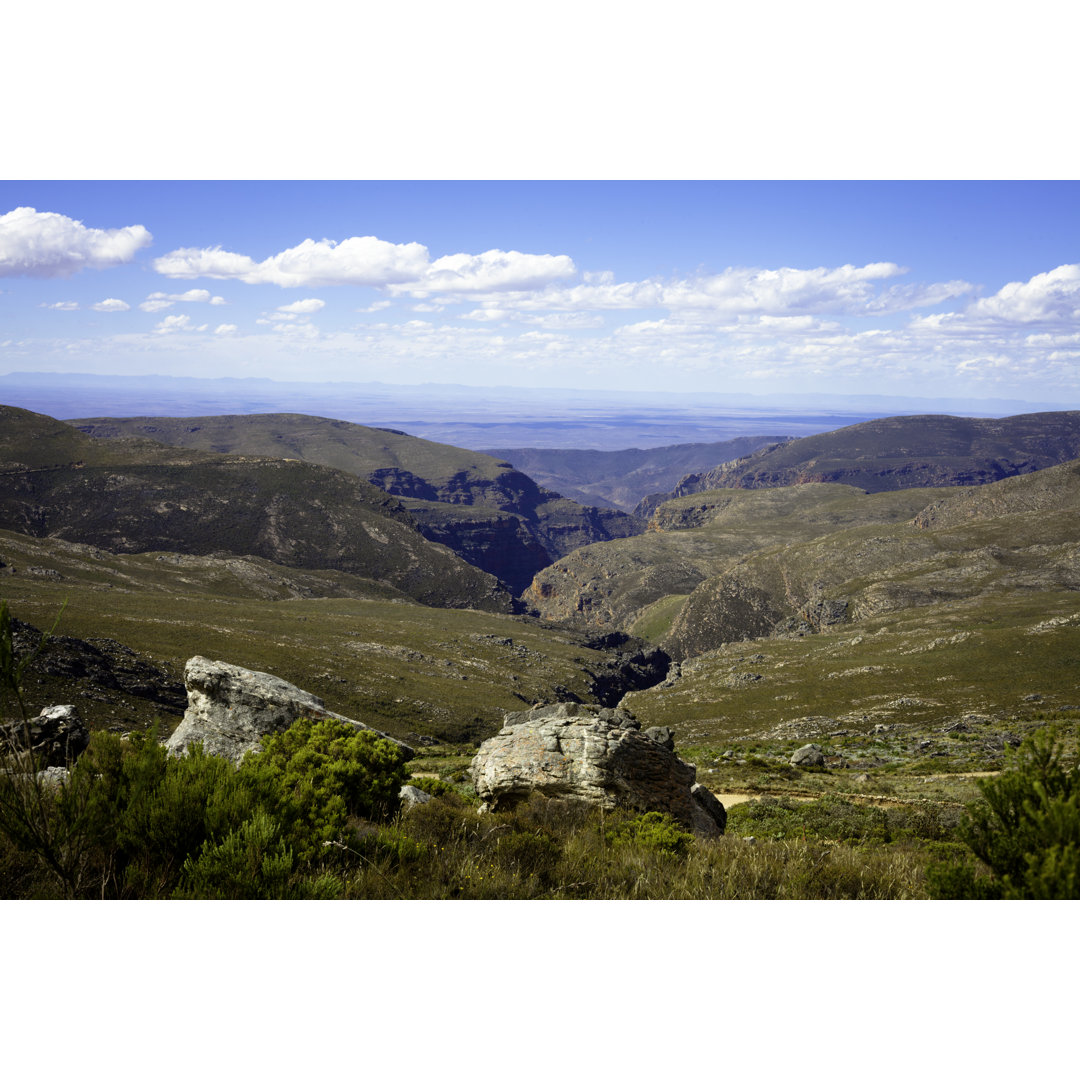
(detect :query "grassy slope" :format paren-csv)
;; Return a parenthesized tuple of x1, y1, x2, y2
(0, 529, 636, 744)
(69, 412, 517, 490)
(527, 484, 949, 630)
(0, 406, 513, 612)
(663, 459, 1080, 658)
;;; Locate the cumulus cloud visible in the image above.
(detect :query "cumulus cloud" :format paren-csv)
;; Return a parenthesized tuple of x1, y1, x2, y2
(154, 233, 576, 296)
(393, 250, 576, 297)
(963, 264, 1080, 324)
(92, 298, 130, 312)
(154, 236, 430, 287)
(277, 298, 325, 314)
(42, 300, 79, 310)
(139, 288, 225, 312)
(154, 314, 202, 334)
(214, 324, 238, 335)
(0, 207, 151, 278)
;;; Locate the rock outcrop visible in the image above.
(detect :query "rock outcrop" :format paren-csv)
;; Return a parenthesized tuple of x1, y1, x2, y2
(165, 656, 413, 765)
(470, 703, 725, 837)
(0, 704, 89, 767)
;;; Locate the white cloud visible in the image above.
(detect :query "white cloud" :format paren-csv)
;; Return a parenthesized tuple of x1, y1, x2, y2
(393, 249, 576, 298)
(276, 298, 325, 314)
(0, 207, 151, 278)
(154, 236, 430, 287)
(92, 298, 130, 312)
(439, 263, 973, 320)
(154, 233, 576, 296)
(358, 300, 391, 313)
(154, 314, 193, 333)
(214, 323, 238, 335)
(139, 288, 225, 312)
(42, 300, 79, 310)
(964, 264, 1080, 324)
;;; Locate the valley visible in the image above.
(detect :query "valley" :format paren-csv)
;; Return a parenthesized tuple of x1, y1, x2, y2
(3, 400, 1079, 899)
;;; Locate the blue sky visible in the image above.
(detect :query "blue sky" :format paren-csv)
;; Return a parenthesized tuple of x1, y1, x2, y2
(3, 180, 1079, 404)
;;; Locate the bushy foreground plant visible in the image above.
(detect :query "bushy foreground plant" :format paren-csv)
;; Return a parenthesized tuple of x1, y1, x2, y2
(929, 724, 1080, 899)
(606, 811, 694, 857)
(0, 716, 412, 899)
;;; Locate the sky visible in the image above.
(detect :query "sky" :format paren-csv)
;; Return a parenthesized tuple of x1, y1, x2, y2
(2, 180, 1079, 405)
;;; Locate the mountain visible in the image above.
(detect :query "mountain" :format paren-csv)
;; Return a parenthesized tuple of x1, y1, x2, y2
(638, 411, 1080, 512)
(528, 455, 1080, 659)
(0, 405, 514, 613)
(69, 413, 643, 594)
(526, 484, 945, 634)
(481, 436, 788, 512)
(662, 457, 1080, 659)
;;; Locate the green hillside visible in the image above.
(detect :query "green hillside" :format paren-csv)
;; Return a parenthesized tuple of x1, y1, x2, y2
(0, 406, 513, 612)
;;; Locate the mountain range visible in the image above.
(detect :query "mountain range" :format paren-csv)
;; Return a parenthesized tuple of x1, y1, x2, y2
(4, 400, 1080, 754)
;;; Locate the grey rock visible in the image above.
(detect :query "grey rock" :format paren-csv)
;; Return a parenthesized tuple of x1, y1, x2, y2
(0, 704, 89, 767)
(645, 725, 675, 751)
(471, 702, 724, 837)
(790, 743, 825, 767)
(399, 784, 433, 809)
(165, 656, 413, 765)
(35, 765, 71, 789)
(690, 782, 727, 834)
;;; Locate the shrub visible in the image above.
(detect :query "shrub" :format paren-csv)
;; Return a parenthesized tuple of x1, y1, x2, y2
(241, 717, 411, 859)
(606, 811, 694, 858)
(934, 725, 1080, 899)
(175, 809, 342, 899)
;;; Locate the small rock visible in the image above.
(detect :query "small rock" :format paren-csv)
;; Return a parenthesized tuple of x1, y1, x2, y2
(644, 725, 675, 751)
(399, 784, 433, 809)
(790, 743, 825, 767)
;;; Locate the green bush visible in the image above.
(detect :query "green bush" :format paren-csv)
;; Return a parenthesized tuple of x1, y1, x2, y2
(404, 774, 458, 799)
(176, 809, 342, 899)
(933, 725, 1080, 899)
(606, 811, 694, 858)
(242, 717, 411, 859)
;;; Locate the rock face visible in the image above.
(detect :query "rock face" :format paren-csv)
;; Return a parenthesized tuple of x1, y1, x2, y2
(165, 656, 413, 765)
(470, 703, 725, 837)
(0, 704, 89, 767)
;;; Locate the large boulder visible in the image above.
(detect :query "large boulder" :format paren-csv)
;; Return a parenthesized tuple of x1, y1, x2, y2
(470, 702, 725, 837)
(0, 704, 89, 767)
(164, 656, 413, 764)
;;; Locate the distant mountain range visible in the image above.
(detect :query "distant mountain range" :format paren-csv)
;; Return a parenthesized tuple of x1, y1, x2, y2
(527, 411, 1080, 658)
(638, 412, 1080, 511)
(481, 437, 786, 512)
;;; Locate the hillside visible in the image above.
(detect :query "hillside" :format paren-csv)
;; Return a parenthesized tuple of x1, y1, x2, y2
(526, 484, 946, 633)
(639, 411, 1080, 510)
(663, 459, 1080, 658)
(482, 436, 787, 512)
(70, 413, 643, 594)
(0, 527, 667, 743)
(0, 405, 514, 613)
